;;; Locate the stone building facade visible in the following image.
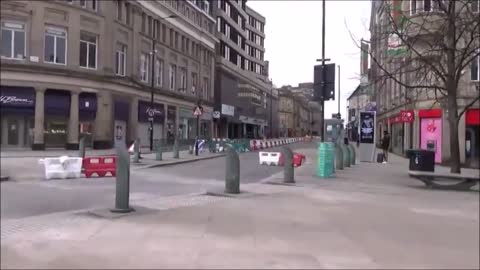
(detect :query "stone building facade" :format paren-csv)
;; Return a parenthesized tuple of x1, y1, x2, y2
(0, 0, 217, 150)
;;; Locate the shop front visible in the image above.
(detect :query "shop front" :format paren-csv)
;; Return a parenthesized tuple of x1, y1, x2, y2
(114, 100, 129, 147)
(79, 92, 97, 148)
(44, 89, 70, 148)
(465, 108, 480, 168)
(179, 106, 195, 139)
(137, 101, 165, 148)
(166, 105, 176, 144)
(0, 86, 35, 148)
(388, 110, 414, 155)
(419, 109, 442, 163)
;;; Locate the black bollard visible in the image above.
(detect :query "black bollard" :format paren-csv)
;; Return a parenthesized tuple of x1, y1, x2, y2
(155, 140, 163, 161)
(111, 144, 133, 213)
(225, 145, 240, 194)
(283, 146, 295, 183)
(173, 135, 179, 159)
(78, 137, 86, 158)
(335, 143, 344, 170)
(348, 144, 356, 165)
(132, 138, 140, 163)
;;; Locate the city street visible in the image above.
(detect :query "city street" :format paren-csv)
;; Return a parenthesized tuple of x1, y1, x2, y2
(0, 142, 313, 220)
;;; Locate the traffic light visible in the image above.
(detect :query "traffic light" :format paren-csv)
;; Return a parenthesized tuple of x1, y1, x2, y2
(313, 63, 335, 101)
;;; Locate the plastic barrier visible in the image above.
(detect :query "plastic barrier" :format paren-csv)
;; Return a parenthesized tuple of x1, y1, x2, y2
(278, 152, 306, 167)
(259, 151, 282, 166)
(83, 156, 116, 178)
(39, 156, 83, 180)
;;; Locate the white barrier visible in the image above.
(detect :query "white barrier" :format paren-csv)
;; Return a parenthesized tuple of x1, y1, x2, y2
(39, 156, 83, 180)
(259, 151, 281, 166)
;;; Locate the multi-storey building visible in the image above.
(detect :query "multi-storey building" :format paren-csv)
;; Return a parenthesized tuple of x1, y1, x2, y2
(370, 0, 480, 167)
(0, 0, 217, 150)
(213, 0, 271, 139)
(277, 86, 314, 137)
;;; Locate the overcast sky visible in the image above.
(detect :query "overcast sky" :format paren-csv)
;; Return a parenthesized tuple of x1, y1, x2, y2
(247, 0, 371, 119)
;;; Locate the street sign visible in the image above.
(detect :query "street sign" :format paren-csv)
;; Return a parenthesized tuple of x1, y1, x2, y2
(313, 63, 336, 101)
(213, 111, 220, 119)
(193, 106, 203, 116)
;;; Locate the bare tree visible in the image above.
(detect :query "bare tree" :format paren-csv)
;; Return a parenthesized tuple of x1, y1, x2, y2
(354, 0, 479, 173)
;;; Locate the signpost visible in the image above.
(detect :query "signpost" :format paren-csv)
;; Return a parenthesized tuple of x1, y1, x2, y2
(193, 105, 203, 156)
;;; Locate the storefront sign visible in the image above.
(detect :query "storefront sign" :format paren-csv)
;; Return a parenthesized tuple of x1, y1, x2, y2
(389, 110, 414, 124)
(0, 86, 35, 107)
(239, 115, 266, 125)
(45, 90, 70, 116)
(79, 93, 97, 121)
(114, 101, 129, 121)
(138, 101, 164, 123)
(466, 109, 480, 125)
(0, 95, 34, 106)
(221, 104, 234, 116)
(359, 111, 375, 144)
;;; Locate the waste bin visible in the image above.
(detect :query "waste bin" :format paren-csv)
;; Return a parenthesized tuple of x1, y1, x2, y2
(406, 149, 435, 172)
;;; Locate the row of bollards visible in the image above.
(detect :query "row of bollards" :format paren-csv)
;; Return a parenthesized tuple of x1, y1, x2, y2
(110, 141, 296, 214)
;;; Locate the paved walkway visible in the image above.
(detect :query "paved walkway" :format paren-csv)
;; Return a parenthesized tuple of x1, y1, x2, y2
(1, 147, 478, 269)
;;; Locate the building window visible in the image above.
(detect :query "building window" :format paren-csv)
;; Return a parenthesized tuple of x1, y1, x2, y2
(471, 51, 479, 81)
(410, 0, 417, 14)
(141, 13, 146, 33)
(472, 0, 479, 12)
(202, 77, 209, 99)
(139, 53, 149, 82)
(423, 0, 432, 12)
(224, 45, 230, 61)
(226, 2, 231, 16)
(237, 55, 241, 67)
(169, 64, 176, 90)
(244, 59, 249, 70)
(204, 0, 210, 13)
(179, 67, 187, 92)
(191, 72, 197, 94)
(162, 24, 166, 43)
(125, 2, 131, 25)
(44, 27, 67, 65)
(155, 58, 164, 86)
(116, 0, 122, 20)
(79, 32, 97, 69)
(175, 32, 179, 50)
(225, 24, 230, 38)
(237, 35, 242, 47)
(92, 0, 97, 11)
(115, 43, 126, 76)
(217, 17, 221, 32)
(80, 0, 86, 8)
(1, 22, 25, 60)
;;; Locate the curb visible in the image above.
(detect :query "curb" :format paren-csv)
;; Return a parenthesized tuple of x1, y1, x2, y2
(133, 153, 226, 170)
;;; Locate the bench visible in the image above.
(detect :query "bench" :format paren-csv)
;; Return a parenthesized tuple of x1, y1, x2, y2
(408, 170, 480, 191)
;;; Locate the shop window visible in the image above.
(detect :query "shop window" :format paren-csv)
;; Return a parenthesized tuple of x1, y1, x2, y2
(471, 50, 479, 81)
(1, 21, 25, 60)
(44, 27, 67, 65)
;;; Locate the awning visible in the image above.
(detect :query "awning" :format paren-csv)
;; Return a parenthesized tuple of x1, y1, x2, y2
(45, 90, 70, 116)
(138, 101, 165, 124)
(0, 86, 35, 115)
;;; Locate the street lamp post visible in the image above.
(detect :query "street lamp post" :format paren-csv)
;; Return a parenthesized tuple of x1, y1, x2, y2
(320, 0, 326, 142)
(148, 15, 177, 151)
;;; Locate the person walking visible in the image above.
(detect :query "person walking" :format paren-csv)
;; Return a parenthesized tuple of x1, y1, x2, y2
(381, 130, 390, 163)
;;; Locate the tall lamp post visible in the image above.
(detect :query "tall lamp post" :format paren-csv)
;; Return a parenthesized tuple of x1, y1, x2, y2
(149, 15, 177, 151)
